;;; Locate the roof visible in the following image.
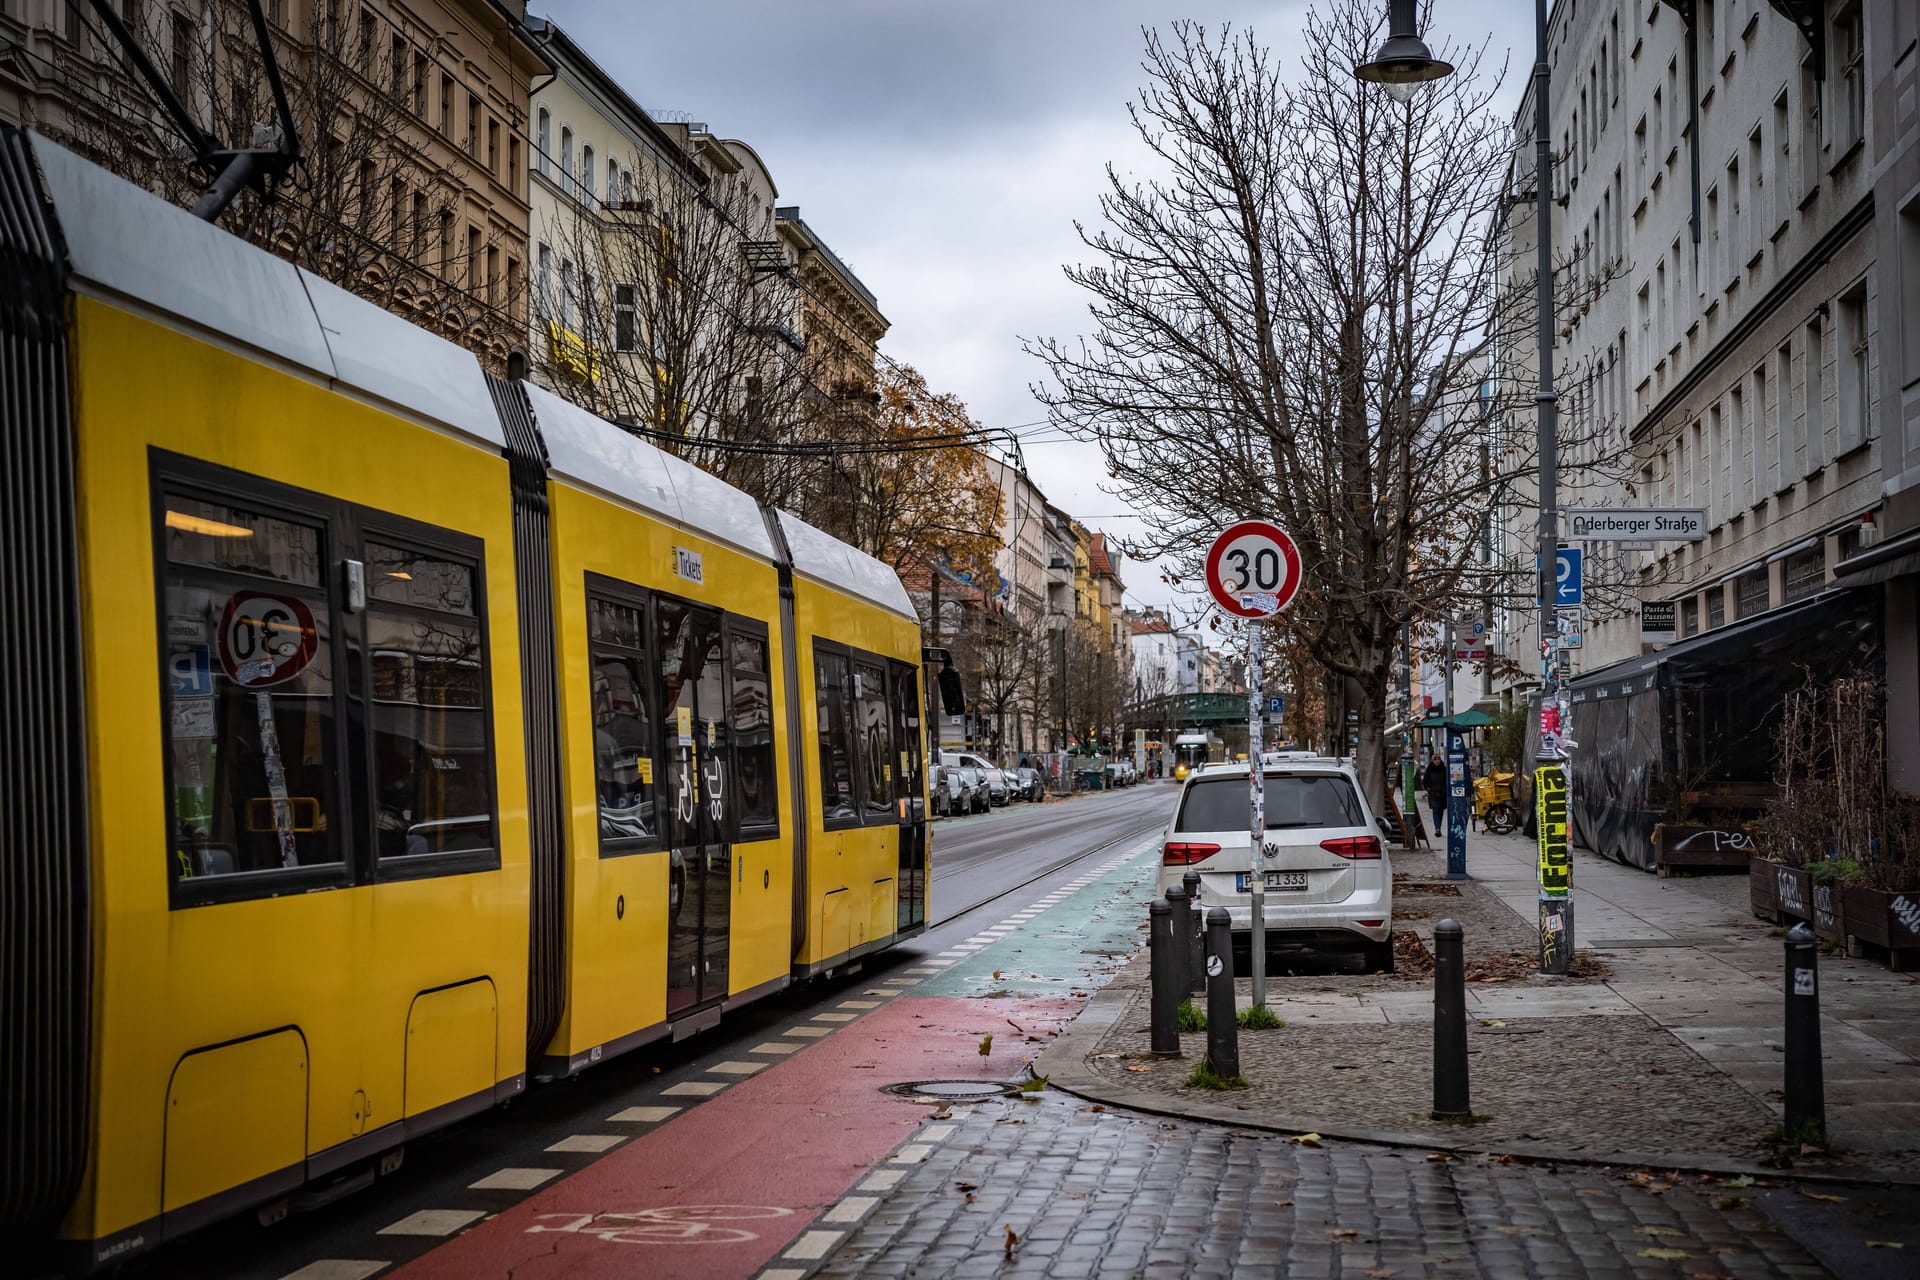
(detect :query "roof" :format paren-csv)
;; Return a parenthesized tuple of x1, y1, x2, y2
(525, 17, 705, 187)
(1131, 616, 1174, 635)
(774, 206, 883, 316)
(1088, 533, 1119, 579)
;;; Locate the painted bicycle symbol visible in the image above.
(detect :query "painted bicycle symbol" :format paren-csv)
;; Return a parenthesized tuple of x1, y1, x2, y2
(526, 1204, 795, 1245)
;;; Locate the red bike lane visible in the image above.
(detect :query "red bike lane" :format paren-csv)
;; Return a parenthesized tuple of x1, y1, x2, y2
(393, 994, 1080, 1280)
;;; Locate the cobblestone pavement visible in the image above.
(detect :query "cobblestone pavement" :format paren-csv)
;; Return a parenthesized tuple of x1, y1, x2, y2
(807, 1089, 1853, 1280)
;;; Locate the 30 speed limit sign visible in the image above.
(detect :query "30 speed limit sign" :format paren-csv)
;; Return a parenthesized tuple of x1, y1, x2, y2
(1205, 520, 1302, 618)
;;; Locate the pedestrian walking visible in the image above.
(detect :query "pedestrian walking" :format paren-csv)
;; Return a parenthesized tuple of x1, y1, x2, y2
(1423, 751, 1447, 842)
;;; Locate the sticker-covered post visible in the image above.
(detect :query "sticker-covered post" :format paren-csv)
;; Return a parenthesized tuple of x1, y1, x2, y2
(1445, 728, 1468, 880)
(1204, 519, 1303, 1014)
(1536, 759, 1571, 973)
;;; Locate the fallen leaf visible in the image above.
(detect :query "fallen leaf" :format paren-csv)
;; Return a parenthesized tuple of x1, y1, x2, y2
(1124, 1064, 1152, 1073)
(1275, 1199, 1294, 1208)
(1004, 1224, 1019, 1257)
(1636, 1226, 1683, 1237)
(978, 1034, 993, 1056)
(1478, 1019, 1507, 1027)
(1426, 1153, 1451, 1162)
(1365, 1270, 1396, 1279)
(1804, 1192, 1847, 1203)
(1495, 1226, 1536, 1236)
(1329, 1228, 1360, 1239)
(1085, 1105, 1107, 1113)
(1292, 1133, 1323, 1147)
(1799, 1144, 1825, 1156)
(1865, 1241, 1905, 1249)
(955, 1182, 978, 1192)
(1640, 1248, 1691, 1260)
(993, 970, 1002, 980)
(1723, 1176, 1755, 1189)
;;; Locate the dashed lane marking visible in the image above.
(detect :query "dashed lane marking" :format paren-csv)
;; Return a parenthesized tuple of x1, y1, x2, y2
(750, 1042, 804, 1055)
(663, 1080, 728, 1096)
(883, 978, 919, 986)
(709, 1060, 767, 1075)
(782, 1230, 843, 1261)
(546, 1134, 623, 1153)
(811, 1012, 856, 1023)
(857, 1168, 904, 1193)
(905, 967, 942, 974)
(377, 1209, 485, 1237)
(920, 1123, 956, 1142)
(785, 1026, 832, 1038)
(889, 1144, 931, 1164)
(608, 1105, 681, 1123)
(934, 950, 968, 958)
(279, 1263, 387, 1280)
(837, 1000, 880, 1009)
(862, 988, 900, 997)
(761, 1271, 806, 1280)
(821, 1195, 878, 1224)
(469, 1168, 562, 1191)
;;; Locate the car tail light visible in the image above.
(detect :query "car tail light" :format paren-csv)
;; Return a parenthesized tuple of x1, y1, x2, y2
(1356, 919, 1385, 928)
(1320, 835, 1382, 860)
(1163, 841, 1220, 865)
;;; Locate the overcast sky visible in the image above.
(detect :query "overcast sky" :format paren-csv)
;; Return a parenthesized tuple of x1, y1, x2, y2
(538, 0, 1531, 624)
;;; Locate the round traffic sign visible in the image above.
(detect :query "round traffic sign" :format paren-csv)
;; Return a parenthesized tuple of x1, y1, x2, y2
(1205, 520, 1302, 618)
(217, 591, 318, 688)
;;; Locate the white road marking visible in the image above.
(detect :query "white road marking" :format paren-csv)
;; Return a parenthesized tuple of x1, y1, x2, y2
(546, 1134, 622, 1153)
(883, 978, 919, 986)
(761, 1271, 807, 1280)
(813, 1012, 857, 1022)
(378, 1209, 484, 1236)
(278, 1263, 388, 1280)
(935, 950, 968, 958)
(786, 1025, 832, 1038)
(863, 988, 900, 997)
(859, 1168, 906, 1192)
(662, 1080, 727, 1096)
(469, 1167, 561, 1191)
(890, 1144, 932, 1164)
(905, 967, 942, 974)
(751, 1042, 805, 1055)
(608, 1105, 680, 1122)
(709, 1060, 766, 1075)
(920, 1123, 956, 1141)
(784, 1230, 843, 1260)
(822, 1195, 878, 1224)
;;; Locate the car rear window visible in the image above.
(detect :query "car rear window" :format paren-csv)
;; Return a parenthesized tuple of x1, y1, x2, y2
(1175, 774, 1365, 832)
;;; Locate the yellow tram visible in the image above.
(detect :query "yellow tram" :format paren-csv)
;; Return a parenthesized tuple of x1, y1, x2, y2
(0, 132, 942, 1272)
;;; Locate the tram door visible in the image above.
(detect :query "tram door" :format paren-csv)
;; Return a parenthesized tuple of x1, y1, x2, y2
(659, 598, 731, 1014)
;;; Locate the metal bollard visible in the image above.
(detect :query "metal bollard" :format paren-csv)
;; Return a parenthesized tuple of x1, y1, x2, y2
(1165, 882, 1190, 997)
(1184, 871, 1206, 995)
(1784, 922, 1826, 1140)
(1205, 907, 1240, 1079)
(1149, 898, 1181, 1056)
(1432, 918, 1471, 1119)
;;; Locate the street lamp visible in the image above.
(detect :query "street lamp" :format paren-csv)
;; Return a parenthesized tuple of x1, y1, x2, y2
(1355, 0, 1454, 103)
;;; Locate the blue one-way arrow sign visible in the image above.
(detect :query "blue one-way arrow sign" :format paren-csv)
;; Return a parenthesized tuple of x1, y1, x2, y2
(1556, 547, 1583, 607)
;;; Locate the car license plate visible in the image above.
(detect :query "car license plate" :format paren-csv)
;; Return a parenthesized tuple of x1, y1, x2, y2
(1236, 871, 1308, 892)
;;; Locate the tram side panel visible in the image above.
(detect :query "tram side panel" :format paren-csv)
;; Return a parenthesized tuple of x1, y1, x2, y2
(541, 479, 794, 1075)
(64, 298, 531, 1257)
(789, 576, 925, 975)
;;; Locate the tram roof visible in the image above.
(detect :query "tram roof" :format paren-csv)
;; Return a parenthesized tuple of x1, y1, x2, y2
(26, 133, 503, 451)
(773, 509, 917, 621)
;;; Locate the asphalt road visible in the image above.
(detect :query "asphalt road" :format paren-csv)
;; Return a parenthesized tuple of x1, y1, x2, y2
(120, 784, 1179, 1280)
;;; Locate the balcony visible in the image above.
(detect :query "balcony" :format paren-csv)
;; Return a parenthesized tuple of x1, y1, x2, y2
(545, 320, 601, 383)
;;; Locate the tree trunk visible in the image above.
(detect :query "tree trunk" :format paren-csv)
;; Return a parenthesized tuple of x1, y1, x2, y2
(1354, 671, 1389, 814)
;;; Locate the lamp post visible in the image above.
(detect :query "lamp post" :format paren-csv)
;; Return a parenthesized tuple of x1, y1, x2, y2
(1359, 0, 1564, 966)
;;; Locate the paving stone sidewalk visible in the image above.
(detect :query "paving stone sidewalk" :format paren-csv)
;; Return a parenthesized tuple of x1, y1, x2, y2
(1037, 834, 1920, 1178)
(804, 1087, 1915, 1280)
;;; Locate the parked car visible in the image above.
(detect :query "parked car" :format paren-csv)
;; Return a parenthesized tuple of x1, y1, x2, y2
(958, 765, 991, 812)
(1105, 761, 1135, 789)
(930, 760, 965, 816)
(1010, 766, 1046, 802)
(1157, 757, 1394, 973)
(949, 752, 1009, 806)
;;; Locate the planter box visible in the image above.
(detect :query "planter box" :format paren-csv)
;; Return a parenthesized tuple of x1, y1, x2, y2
(1749, 857, 1781, 923)
(1774, 864, 1813, 924)
(1844, 887, 1920, 971)
(1811, 882, 1845, 943)
(1846, 886, 1891, 948)
(1655, 823, 1758, 875)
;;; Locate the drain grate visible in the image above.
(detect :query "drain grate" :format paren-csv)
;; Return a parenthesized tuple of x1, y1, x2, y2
(883, 1079, 1019, 1104)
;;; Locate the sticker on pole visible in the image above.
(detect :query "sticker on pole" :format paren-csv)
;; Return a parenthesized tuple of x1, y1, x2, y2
(1206, 954, 1224, 978)
(216, 592, 318, 688)
(1205, 520, 1303, 618)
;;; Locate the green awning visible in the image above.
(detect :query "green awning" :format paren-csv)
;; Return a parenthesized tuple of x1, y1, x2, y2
(1415, 709, 1495, 730)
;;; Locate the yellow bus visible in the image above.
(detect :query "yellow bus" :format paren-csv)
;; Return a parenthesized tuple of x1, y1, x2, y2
(0, 132, 948, 1272)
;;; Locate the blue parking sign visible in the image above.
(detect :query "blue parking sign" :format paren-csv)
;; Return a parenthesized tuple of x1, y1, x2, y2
(1265, 694, 1284, 717)
(169, 644, 213, 697)
(1555, 547, 1583, 607)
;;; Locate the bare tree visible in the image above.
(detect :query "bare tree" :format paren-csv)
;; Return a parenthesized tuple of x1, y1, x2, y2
(43, 1, 528, 368)
(1027, 8, 1629, 804)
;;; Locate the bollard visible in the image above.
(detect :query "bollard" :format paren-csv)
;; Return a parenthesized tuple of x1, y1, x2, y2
(1184, 870, 1206, 996)
(1432, 918, 1471, 1119)
(1205, 907, 1240, 1080)
(1148, 899, 1181, 1056)
(1784, 922, 1826, 1141)
(1166, 882, 1190, 997)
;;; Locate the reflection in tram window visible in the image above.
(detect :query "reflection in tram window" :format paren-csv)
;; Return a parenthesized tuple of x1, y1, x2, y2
(730, 629, 777, 834)
(367, 543, 492, 858)
(589, 593, 657, 853)
(814, 648, 857, 822)
(854, 662, 894, 819)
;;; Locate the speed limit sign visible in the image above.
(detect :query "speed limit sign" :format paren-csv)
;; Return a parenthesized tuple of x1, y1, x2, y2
(1205, 520, 1302, 618)
(217, 591, 318, 688)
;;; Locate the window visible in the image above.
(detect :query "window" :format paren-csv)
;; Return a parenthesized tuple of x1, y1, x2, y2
(608, 158, 619, 206)
(487, 119, 499, 173)
(439, 74, 452, 134)
(158, 470, 496, 905)
(508, 139, 520, 196)
(535, 109, 549, 177)
(614, 283, 637, 352)
(466, 226, 481, 290)
(1783, 546, 1825, 603)
(1634, 117, 1648, 194)
(1747, 126, 1764, 265)
(536, 242, 552, 317)
(171, 11, 193, 95)
(1706, 185, 1721, 291)
(1835, 4, 1864, 156)
(413, 54, 427, 117)
(1709, 404, 1725, 523)
(1837, 284, 1869, 455)
(729, 627, 777, 834)
(814, 647, 856, 823)
(467, 94, 480, 154)
(854, 662, 894, 820)
(1707, 587, 1726, 629)
(1772, 90, 1790, 232)
(1735, 568, 1770, 619)
(365, 539, 491, 859)
(582, 145, 596, 202)
(1175, 775, 1365, 833)
(1679, 596, 1698, 638)
(560, 126, 573, 188)
(1798, 55, 1821, 196)
(587, 591, 658, 854)
(559, 258, 575, 330)
(1902, 199, 1920, 387)
(487, 246, 500, 304)
(1805, 314, 1826, 467)
(390, 35, 406, 102)
(1729, 384, 1747, 511)
(1774, 343, 1793, 487)
(1726, 157, 1743, 286)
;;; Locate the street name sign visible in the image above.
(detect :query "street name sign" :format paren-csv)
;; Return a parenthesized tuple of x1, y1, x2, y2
(1565, 508, 1707, 541)
(1205, 520, 1303, 618)
(1641, 600, 1677, 642)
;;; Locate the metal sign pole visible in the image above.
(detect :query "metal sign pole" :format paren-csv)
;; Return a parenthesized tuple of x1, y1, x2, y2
(1246, 617, 1266, 1010)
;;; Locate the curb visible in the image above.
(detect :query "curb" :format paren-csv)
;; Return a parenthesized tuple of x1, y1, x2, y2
(1032, 956, 1920, 1190)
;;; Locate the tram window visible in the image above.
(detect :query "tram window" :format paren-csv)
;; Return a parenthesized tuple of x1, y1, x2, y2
(161, 496, 340, 883)
(587, 591, 659, 855)
(813, 647, 858, 825)
(890, 663, 921, 811)
(729, 627, 778, 836)
(366, 541, 493, 859)
(853, 662, 894, 821)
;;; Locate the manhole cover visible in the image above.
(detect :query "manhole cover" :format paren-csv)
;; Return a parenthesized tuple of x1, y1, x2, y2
(882, 1080, 1018, 1104)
